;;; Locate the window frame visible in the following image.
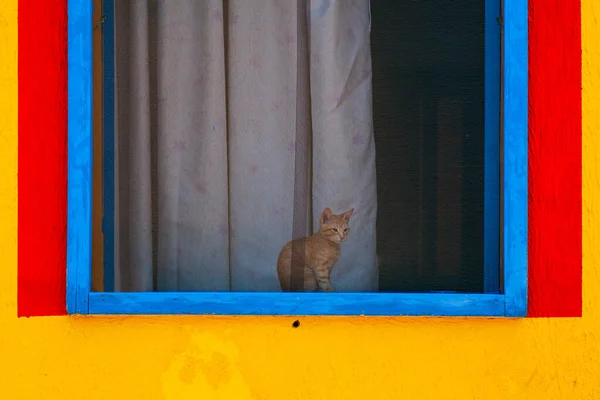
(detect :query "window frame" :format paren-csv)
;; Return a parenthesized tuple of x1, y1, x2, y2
(66, 0, 528, 317)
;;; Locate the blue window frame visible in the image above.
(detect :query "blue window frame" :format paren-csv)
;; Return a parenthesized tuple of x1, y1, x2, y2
(66, 0, 527, 316)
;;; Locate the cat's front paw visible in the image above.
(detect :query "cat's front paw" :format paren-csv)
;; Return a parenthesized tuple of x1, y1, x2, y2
(322, 286, 334, 292)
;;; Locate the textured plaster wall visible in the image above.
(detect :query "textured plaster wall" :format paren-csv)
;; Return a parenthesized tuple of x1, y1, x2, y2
(1, 1, 599, 399)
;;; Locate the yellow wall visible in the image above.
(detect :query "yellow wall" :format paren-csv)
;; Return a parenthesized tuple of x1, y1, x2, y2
(1, 1, 599, 399)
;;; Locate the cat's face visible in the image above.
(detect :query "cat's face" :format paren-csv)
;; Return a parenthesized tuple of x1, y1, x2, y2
(319, 207, 354, 243)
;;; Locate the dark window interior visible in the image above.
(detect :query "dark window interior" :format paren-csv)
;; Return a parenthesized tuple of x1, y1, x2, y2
(371, 0, 487, 293)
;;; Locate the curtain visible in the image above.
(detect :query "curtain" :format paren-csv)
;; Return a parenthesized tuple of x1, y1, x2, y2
(113, 0, 378, 292)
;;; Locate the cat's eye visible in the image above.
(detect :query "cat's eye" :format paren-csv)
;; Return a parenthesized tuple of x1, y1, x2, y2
(332, 228, 338, 232)
(344, 229, 348, 233)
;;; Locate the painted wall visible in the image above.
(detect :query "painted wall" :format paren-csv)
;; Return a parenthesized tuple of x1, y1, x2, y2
(1, 1, 598, 399)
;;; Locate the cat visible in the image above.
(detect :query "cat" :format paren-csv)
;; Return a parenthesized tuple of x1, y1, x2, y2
(277, 207, 354, 292)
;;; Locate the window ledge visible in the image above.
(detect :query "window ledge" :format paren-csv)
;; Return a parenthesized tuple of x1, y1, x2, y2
(87, 292, 512, 317)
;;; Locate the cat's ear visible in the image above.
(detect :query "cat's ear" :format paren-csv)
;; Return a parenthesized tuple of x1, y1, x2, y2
(342, 208, 354, 222)
(321, 207, 333, 224)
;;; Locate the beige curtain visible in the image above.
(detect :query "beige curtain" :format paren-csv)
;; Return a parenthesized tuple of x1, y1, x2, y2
(113, 0, 378, 292)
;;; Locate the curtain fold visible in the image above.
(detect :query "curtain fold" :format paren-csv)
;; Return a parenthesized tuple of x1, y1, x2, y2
(114, 0, 378, 292)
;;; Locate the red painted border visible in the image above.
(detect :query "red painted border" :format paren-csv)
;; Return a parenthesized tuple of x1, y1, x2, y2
(16, 0, 582, 317)
(527, 0, 582, 317)
(17, 0, 68, 317)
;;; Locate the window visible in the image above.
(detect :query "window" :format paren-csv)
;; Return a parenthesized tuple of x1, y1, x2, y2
(67, 0, 528, 316)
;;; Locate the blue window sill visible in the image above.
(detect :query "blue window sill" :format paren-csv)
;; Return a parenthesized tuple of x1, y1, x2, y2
(87, 292, 514, 317)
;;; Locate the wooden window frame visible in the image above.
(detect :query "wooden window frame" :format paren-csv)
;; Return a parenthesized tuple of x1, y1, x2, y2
(66, 0, 528, 317)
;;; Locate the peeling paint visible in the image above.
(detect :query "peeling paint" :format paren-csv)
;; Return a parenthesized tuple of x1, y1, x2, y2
(162, 333, 252, 399)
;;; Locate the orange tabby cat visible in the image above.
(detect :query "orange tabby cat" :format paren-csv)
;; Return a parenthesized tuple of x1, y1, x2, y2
(277, 207, 354, 292)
